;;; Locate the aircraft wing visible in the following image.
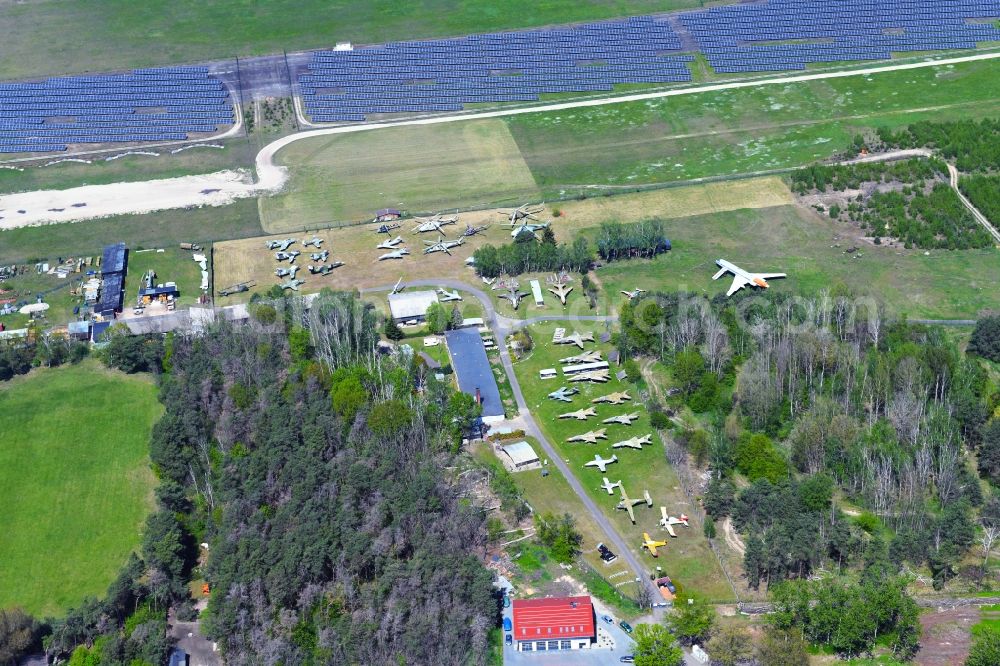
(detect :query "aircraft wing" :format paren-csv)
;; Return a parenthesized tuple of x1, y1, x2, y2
(625, 504, 635, 523)
(755, 273, 786, 279)
(726, 275, 749, 296)
(665, 524, 677, 538)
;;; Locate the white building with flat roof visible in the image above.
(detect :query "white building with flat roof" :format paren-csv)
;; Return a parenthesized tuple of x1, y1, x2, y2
(388, 290, 439, 322)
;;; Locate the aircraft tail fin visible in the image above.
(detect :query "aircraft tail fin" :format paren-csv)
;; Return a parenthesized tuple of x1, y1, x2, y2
(712, 268, 728, 280)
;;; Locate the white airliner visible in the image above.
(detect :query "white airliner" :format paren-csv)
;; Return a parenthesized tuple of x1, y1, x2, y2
(712, 259, 786, 297)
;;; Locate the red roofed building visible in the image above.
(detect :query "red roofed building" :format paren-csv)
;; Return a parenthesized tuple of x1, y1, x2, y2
(511, 595, 596, 652)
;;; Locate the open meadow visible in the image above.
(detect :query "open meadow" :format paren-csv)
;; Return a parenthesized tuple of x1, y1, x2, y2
(123, 247, 207, 310)
(510, 321, 736, 602)
(0, 360, 161, 616)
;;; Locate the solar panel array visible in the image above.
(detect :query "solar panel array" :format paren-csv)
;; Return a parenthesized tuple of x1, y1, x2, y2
(681, 0, 1000, 73)
(0, 66, 233, 153)
(300, 16, 694, 123)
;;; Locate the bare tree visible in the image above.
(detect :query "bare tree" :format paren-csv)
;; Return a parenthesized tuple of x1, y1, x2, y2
(982, 523, 1000, 567)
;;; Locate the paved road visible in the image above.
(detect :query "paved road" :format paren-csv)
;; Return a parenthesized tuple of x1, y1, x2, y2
(362, 279, 662, 607)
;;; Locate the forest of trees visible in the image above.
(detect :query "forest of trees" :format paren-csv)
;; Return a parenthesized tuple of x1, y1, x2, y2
(472, 228, 592, 278)
(878, 118, 1000, 172)
(960, 173, 1000, 227)
(791, 158, 946, 194)
(618, 289, 1000, 657)
(594, 219, 671, 262)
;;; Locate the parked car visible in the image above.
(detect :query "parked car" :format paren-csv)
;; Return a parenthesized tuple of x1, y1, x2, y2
(602, 614, 614, 624)
(503, 617, 512, 632)
(652, 602, 669, 608)
(619, 657, 635, 664)
(503, 595, 510, 609)
(505, 634, 512, 646)
(619, 621, 633, 634)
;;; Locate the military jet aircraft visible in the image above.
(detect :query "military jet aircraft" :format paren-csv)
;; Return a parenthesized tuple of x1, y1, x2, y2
(308, 262, 344, 275)
(659, 508, 690, 537)
(412, 214, 458, 233)
(567, 429, 607, 444)
(461, 223, 490, 237)
(568, 369, 610, 383)
(423, 236, 465, 255)
(621, 288, 647, 300)
(642, 532, 669, 557)
(436, 288, 463, 302)
(302, 235, 323, 248)
(548, 283, 573, 305)
(555, 331, 595, 349)
(378, 248, 410, 261)
(600, 477, 622, 495)
(274, 265, 299, 279)
(275, 250, 300, 263)
(377, 236, 404, 250)
(612, 434, 652, 450)
(498, 287, 529, 310)
(584, 453, 618, 473)
(559, 350, 603, 365)
(547, 386, 579, 402)
(374, 222, 401, 234)
(309, 250, 329, 262)
(558, 407, 597, 421)
(603, 412, 641, 425)
(266, 238, 296, 251)
(592, 391, 632, 405)
(712, 259, 787, 297)
(616, 486, 653, 524)
(279, 278, 305, 291)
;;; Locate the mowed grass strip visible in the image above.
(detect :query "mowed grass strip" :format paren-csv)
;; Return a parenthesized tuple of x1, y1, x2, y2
(506, 58, 1000, 188)
(0, 361, 161, 616)
(259, 119, 541, 231)
(594, 205, 1000, 320)
(510, 322, 735, 601)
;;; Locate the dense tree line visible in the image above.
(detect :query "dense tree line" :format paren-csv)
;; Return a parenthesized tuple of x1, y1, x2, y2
(595, 219, 671, 262)
(878, 118, 1000, 172)
(0, 332, 89, 382)
(960, 173, 1000, 226)
(791, 158, 945, 194)
(968, 315, 1000, 363)
(472, 230, 592, 278)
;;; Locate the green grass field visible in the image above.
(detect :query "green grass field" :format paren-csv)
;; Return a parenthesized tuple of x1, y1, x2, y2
(0, 198, 262, 265)
(259, 119, 541, 231)
(0, 361, 162, 616)
(0, 139, 253, 195)
(506, 58, 1000, 191)
(510, 322, 736, 602)
(124, 247, 207, 310)
(0, 0, 711, 81)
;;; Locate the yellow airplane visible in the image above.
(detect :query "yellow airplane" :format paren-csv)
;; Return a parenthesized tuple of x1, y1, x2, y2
(642, 532, 668, 557)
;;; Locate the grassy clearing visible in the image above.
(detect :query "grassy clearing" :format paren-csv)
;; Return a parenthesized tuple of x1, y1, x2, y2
(0, 0, 708, 81)
(0, 360, 161, 616)
(0, 198, 262, 266)
(259, 119, 540, 231)
(123, 247, 207, 310)
(506, 58, 1000, 189)
(595, 205, 1000, 320)
(0, 267, 87, 331)
(509, 321, 736, 602)
(0, 139, 252, 193)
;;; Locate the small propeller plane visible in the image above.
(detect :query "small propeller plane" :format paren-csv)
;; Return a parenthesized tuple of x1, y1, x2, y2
(461, 223, 490, 237)
(713, 259, 787, 297)
(603, 412, 641, 426)
(498, 287, 529, 310)
(302, 235, 323, 248)
(612, 434, 652, 450)
(275, 250, 300, 263)
(659, 508, 690, 537)
(413, 214, 458, 233)
(568, 369, 610, 383)
(274, 265, 298, 278)
(555, 331, 595, 349)
(621, 288, 647, 300)
(567, 429, 607, 444)
(436, 288, 463, 302)
(616, 486, 653, 524)
(378, 248, 410, 261)
(559, 407, 597, 421)
(377, 235, 404, 250)
(559, 350, 602, 365)
(374, 222, 401, 234)
(309, 250, 329, 262)
(308, 262, 344, 275)
(423, 236, 465, 255)
(584, 453, 618, 473)
(548, 283, 573, 305)
(592, 391, 631, 405)
(279, 278, 305, 291)
(642, 532, 669, 557)
(600, 477, 622, 495)
(547, 386, 579, 402)
(266, 238, 296, 251)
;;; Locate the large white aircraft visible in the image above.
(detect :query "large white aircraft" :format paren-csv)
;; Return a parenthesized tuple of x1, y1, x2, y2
(712, 259, 786, 297)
